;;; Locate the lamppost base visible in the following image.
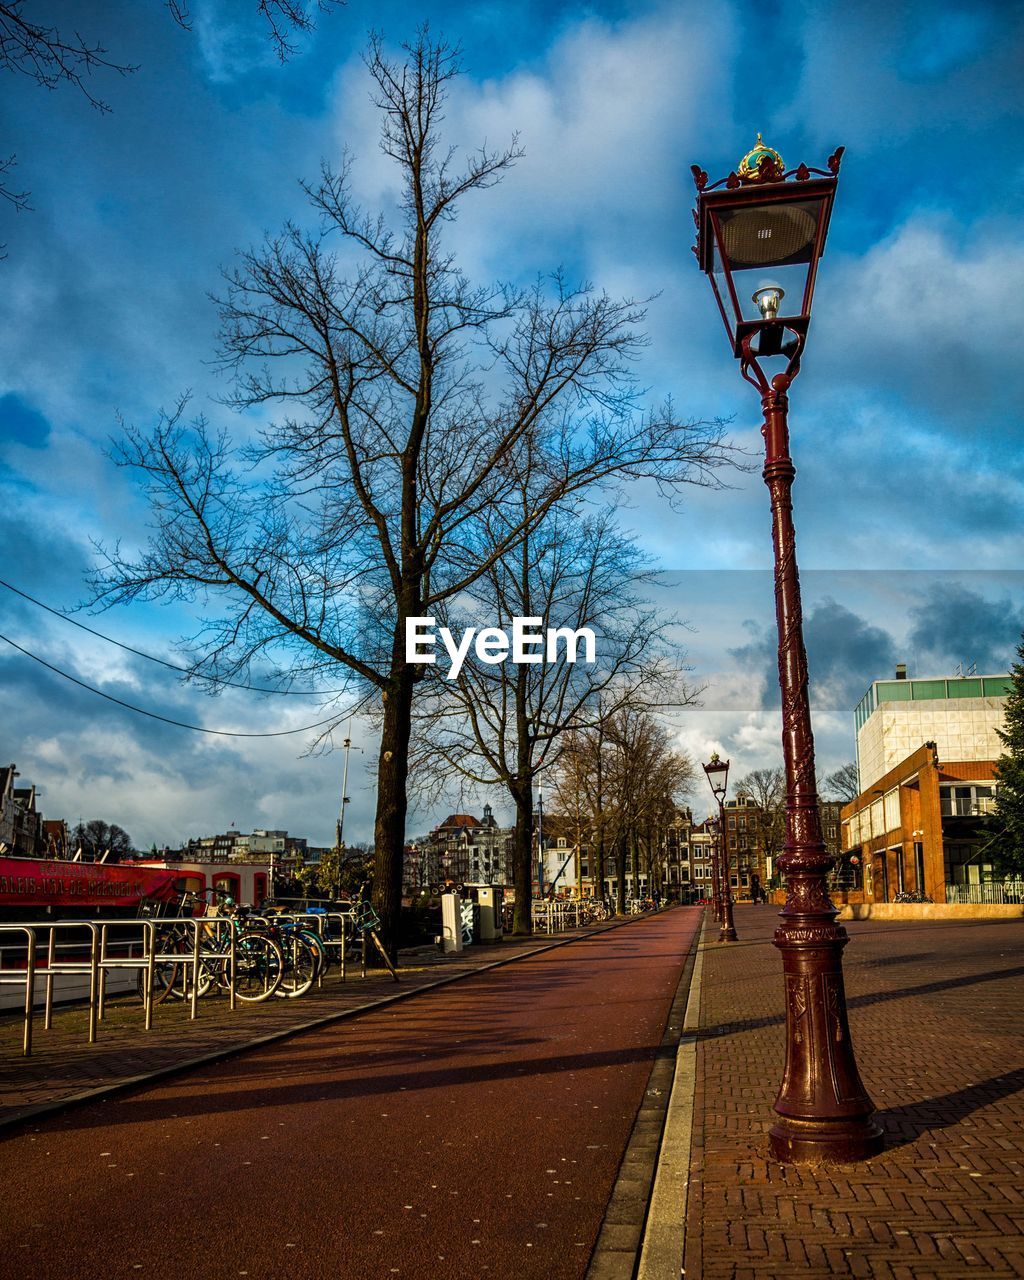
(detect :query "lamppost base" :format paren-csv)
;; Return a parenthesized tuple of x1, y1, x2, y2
(718, 923, 737, 942)
(768, 1114, 884, 1165)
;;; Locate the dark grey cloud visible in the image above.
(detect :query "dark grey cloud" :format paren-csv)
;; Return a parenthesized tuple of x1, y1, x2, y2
(0, 395, 51, 450)
(906, 584, 1024, 675)
(0, 635, 357, 846)
(0, 511, 93, 633)
(730, 596, 897, 714)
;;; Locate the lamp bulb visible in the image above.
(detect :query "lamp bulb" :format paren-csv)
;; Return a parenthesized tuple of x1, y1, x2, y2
(752, 285, 785, 321)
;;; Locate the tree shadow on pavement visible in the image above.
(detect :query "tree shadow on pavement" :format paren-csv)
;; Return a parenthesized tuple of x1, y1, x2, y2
(859, 951, 937, 967)
(34, 1037, 665, 1135)
(874, 1065, 1024, 1151)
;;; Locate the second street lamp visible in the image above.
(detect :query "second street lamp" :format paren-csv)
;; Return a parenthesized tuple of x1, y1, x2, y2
(703, 753, 737, 942)
(692, 138, 883, 1164)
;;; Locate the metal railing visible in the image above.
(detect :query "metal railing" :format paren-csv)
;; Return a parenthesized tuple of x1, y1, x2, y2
(0, 908, 358, 1058)
(530, 900, 608, 932)
(531, 901, 572, 932)
(264, 909, 353, 980)
(944, 881, 1024, 905)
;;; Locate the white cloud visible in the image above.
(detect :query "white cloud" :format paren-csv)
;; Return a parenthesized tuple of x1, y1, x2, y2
(193, 0, 278, 83)
(815, 215, 1024, 419)
(332, 6, 735, 285)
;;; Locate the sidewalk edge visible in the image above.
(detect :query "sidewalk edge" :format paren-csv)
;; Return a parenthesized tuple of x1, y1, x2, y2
(635, 915, 707, 1279)
(585, 911, 704, 1280)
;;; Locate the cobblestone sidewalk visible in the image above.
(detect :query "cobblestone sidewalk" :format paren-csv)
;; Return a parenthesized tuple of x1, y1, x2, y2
(685, 909, 1024, 1279)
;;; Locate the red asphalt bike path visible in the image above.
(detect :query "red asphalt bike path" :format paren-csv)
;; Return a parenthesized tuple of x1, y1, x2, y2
(0, 906, 701, 1280)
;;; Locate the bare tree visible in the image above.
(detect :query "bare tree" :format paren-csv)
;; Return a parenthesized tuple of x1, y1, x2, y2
(557, 706, 694, 912)
(71, 818, 134, 863)
(410, 474, 693, 933)
(605, 707, 694, 910)
(734, 765, 785, 884)
(823, 761, 860, 802)
(93, 33, 733, 951)
(166, 2, 344, 61)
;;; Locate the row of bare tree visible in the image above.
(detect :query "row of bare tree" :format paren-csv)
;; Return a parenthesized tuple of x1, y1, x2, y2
(552, 709, 696, 915)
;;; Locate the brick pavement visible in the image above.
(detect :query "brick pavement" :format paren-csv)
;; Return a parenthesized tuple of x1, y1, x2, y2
(0, 921, 630, 1129)
(684, 908, 1024, 1279)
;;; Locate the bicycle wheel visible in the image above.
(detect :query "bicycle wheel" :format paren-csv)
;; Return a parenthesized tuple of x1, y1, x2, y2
(137, 927, 184, 1005)
(275, 932, 317, 998)
(297, 927, 330, 976)
(188, 941, 226, 999)
(222, 932, 283, 1002)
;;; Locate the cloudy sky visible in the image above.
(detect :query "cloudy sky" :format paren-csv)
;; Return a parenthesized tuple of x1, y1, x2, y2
(2, 0, 1022, 848)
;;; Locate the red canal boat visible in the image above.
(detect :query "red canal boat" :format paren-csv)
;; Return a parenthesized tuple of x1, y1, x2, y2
(0, 854, 179, 920)
(0, 855, 273, 921)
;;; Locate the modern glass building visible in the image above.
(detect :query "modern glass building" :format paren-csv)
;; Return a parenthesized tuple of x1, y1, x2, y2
(842, 670, 1015, 905)
(854, 673, 1011, 793)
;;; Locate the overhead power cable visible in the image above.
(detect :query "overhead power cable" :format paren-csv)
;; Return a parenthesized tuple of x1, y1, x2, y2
(0, 633, 344, 738)
(0, 576, 346, 695)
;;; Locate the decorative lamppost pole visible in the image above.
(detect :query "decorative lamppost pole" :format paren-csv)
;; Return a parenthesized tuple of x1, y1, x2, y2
(705, 815, 722, 921)
(703, 754, 737, 942)
(691, 138, 883, 1163)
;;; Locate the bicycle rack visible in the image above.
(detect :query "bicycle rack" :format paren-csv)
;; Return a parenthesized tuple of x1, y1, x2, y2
(0, 902, 371, 1059)
(0, 921, 101, 1056)
(134, 915, 217, 1024)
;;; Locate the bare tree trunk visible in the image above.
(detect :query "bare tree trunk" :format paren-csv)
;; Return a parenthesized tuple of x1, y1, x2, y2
(372, 664, 415, 958)
(511, 779, 534, 935)
(595, 746, 606, 902)
(616, 835, 628, 914)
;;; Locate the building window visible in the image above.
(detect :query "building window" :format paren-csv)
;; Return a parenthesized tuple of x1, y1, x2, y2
(940, 784, 997, 817)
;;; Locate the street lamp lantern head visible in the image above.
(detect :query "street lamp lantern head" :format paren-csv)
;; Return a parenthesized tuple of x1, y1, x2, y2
(691, 144, 844, 369)
(702, 754, 730, 802)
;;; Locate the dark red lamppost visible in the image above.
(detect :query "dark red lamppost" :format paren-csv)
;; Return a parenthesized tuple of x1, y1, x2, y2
(703, 753, 737, 942)
(705, 814, 722, 921)
(692, 137, 883, 1163)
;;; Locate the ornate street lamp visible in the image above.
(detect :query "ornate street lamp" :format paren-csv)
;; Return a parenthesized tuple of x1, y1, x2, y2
(703, 754, 737, 942)
(692, 138, 883, 1164)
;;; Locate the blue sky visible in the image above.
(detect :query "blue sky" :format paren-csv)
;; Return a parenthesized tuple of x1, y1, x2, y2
(1, 0, 1022, 848)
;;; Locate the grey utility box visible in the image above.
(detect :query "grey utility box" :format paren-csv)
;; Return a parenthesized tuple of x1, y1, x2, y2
(469, 885, 504, 943)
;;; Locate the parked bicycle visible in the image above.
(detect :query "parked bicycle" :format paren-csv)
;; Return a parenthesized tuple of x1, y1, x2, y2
(138, 890, 284, 1003)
